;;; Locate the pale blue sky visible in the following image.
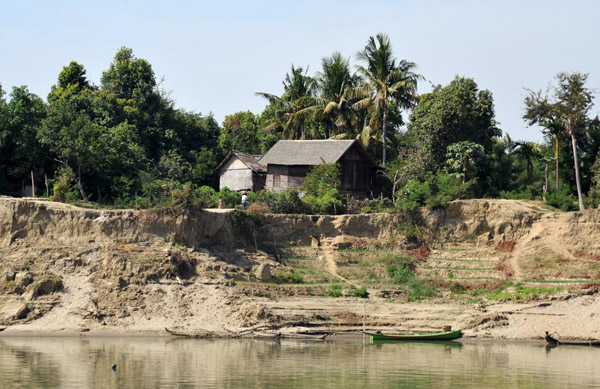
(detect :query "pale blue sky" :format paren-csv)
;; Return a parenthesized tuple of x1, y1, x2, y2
(1, 0, 599, 142)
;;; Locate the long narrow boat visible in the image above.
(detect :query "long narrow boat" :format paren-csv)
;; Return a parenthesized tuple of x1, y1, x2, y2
(365, 329, 462, 342)
(546, 339, 600, 346)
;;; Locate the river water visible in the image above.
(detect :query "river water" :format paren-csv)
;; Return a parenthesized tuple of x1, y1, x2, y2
(0, 335, 598, 388)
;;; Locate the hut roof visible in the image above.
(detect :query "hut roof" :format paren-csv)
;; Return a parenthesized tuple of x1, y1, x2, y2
(259, 140, 374, 166)
(216, 150, 267, 173)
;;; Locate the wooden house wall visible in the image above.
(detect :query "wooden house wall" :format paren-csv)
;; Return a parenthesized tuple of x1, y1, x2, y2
(339, 146, 371, 192)
(265, 165, 309, 192)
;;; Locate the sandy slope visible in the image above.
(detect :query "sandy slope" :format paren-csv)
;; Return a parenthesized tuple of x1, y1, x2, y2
(1, 196, 600, 342)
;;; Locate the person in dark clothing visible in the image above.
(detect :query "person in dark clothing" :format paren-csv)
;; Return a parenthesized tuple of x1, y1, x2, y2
(545, 330, 560, 344)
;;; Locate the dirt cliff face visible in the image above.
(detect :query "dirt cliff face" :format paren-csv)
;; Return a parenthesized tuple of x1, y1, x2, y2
(1, 196, 600, 337)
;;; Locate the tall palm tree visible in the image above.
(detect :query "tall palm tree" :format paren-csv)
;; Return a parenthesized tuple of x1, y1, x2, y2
(314, 52, 360, 138)
(354, 33, 420, 166)
(524, 72, 594, 211)
(256, 65, 318, 139)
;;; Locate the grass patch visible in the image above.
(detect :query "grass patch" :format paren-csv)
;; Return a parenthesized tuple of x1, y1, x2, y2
(338, 248, 395, 254)
(383, 253, 437, 300)
(324, 283, 343, 297)
(427, 257, 496, 262)
(436, 247, 473, 252)
(524, 279, 600, 283)
(421, 266, 492, 271)
(450, 281, 562, 301)
(276, 271, 304, 284)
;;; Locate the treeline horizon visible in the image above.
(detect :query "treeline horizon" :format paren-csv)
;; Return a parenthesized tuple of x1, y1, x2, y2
(1, 33, 600, 213)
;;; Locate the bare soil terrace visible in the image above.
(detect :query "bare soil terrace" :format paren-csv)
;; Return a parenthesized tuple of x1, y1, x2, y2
(1, 196, 600, 341)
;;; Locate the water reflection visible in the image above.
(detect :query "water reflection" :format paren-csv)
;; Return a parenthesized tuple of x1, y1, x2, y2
(0, 336, 599, 388)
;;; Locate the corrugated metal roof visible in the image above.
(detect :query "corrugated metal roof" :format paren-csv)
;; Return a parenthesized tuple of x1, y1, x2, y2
(258, 140, 357, 165)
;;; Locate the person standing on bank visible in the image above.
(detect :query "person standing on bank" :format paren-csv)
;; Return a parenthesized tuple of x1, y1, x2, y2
(241, 192, 248, 210)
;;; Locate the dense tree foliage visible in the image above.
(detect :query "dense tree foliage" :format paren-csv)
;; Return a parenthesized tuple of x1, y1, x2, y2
(0, 38, 599, 214)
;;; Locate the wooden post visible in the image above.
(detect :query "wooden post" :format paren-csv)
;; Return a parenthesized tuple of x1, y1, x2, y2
(31, 171, 35, 198)
(363, 301, 366, 333)
(45, 174, 49, 198)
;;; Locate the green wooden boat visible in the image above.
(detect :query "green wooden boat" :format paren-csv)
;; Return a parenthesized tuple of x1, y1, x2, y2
(365, 329, 462, 342)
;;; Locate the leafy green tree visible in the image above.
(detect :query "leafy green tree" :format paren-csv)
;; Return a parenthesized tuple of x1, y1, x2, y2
(301, 162, 344, 214)
(220, 111, 261, 154)
(100, 47, 165, 158)
(48, 61, 89, 103)
(256, 65, 318, 140)
(445, 141, 485, 184)
(4, 86, 48, 193)
(524, 72, 595, 210)
(40, 90, 101, 201)
(408, 77, 500, 169)
(354, 33, 421, 166)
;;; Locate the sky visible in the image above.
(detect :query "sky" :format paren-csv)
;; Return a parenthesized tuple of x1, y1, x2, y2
(1, 0, 599, 143)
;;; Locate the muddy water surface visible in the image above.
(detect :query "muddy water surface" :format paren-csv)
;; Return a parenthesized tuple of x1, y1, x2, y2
(0, 336, 598, 388)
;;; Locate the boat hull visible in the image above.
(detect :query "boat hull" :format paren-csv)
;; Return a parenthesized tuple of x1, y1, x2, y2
(366, 329, 462, 342)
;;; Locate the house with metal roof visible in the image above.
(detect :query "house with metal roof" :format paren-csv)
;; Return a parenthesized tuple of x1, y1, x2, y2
(258, 140, 379, 194)
(216, 150, 266, 192)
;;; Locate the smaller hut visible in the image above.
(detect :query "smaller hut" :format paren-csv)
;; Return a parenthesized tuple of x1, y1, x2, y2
(216, 150, 266, 192)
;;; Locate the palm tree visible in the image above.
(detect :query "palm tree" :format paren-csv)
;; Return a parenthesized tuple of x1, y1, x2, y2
(314, 52, 360, 138)
(511, 140, 541, 185)
(524, 72, 594, 211)
(256, 65, 318, 139)
(354, 33, 420, 166)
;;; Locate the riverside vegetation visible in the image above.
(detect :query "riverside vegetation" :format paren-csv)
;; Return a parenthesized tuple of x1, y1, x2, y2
(1, 34, 600, 214)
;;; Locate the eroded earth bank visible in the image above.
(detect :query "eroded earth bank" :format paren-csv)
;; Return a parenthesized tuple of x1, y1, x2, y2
(2, 196, 600, 341)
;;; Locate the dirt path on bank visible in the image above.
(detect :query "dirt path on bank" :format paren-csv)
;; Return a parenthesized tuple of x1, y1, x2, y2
(320, 247, 361, 289)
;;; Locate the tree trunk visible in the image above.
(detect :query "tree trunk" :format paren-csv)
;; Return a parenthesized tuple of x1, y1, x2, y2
(30, 171, 35, 198)
(77, 162, 89, 202)
(554, 137, 559, 191)
(543, 163, 548, 202)
(570, 131, 585, 211)
(382, 104, 388, 167)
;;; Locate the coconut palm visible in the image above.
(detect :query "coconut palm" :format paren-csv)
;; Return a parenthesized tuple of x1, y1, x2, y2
(256, 65, 318, 140)
(314, 52, 360, 138)
(354, 33, 421, 166)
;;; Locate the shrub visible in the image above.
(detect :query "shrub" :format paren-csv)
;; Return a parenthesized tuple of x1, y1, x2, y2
(325, 284, 343, 297)
(52, 166, 79, 203)
(546, 186, 578, 211)
(359, 198, 395, 214)
(196, 186, 218, 207)
(353, 286, 369, 298)
(396, 173, 468, 212)
(257, 189, 304, 214)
